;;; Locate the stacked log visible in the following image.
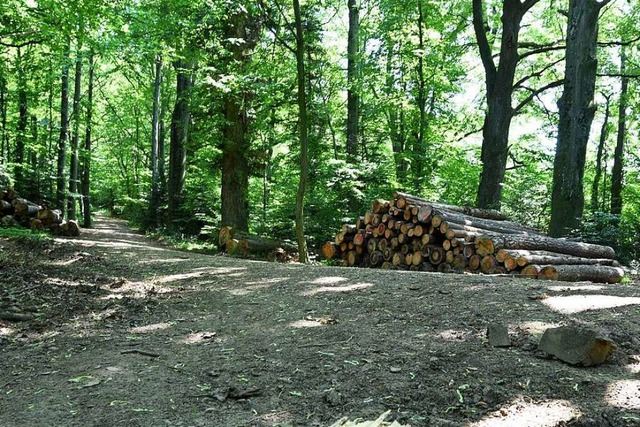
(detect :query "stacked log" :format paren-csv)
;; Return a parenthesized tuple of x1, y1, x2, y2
(0, 188, 78, 237)
(323, 191, 623, 284)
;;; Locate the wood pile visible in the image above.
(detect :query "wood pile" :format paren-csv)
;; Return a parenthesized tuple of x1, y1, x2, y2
(0, 189, 80, 237)
(323, 191, 624, 284)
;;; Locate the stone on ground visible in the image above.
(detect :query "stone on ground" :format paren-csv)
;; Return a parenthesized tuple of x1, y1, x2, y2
(487, 323, 511, 347)
(538, 326, 614, 367)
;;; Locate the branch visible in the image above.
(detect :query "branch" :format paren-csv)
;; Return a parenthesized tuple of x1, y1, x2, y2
(472, 0, 496, 87)
(257, 0, 296, 54)
(520, 0, 541, 13)
(598, 34, 640, 47)
(514, 79, 564, 114)
(454, 126, 484, 143)
(519, 44, 565, 60)
(513, 56, 564, 89)
(596, 73, 640, 79)
(0, 38, 43, 48)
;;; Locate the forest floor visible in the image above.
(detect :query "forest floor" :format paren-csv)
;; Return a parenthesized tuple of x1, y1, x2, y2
(1, 216, 640, 427)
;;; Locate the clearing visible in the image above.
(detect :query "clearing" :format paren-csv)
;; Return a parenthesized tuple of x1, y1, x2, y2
(1, 216, 640, 426)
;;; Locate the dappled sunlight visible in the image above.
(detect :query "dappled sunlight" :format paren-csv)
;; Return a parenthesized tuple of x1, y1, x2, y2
(605, 379, 640, 410)
(515, 321, 562, 336)
(179, 331, 218, 344)
(129, 322, 172, 334)
(542, 295, 640, 314)
(244, 278, 288, 286)
(0, 326, 16, 336)
(100, 280, 175, 300)
(156, 267, 246, 284)
(55, 237, 168, 251)
(436, 329, 472, 342)
(469, 398, 580, 427)
(625, 356, 640, 374)
(304, 276, 348, 285)
(546, 285, 605, 292)
(300, 282, 373, 296)
(287, 319, 323, 328)
(138, 258, 190, 264)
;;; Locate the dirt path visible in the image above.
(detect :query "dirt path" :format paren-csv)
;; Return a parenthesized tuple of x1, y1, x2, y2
(1, 216, 640, 426)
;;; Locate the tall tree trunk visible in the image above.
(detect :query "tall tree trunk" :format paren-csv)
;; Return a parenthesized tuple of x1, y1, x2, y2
(0, 72, 7, 164)
(473, 0, 539, 210)
(385, 41, 407, 184)
(68, 43, 83, 219)
(610, 47, 627, 216)
(57, 41, 71, 216)
(147, 54, 163, 229)
(549, 0, 609, 236)
(167, 60, 191, 227)
(413, 0, 429, 193)
(591, 94, 610, 213)
(346, 0, 359, 161)
(15, 47, 28, 192)
(47, 57, 54, 195)
(293, 0, 309, 263)
(81, 51, 95, 228)
(221, 8, 259, 232)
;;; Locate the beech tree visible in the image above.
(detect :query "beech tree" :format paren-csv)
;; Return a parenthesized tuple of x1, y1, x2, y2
(549, 0, 611, 236)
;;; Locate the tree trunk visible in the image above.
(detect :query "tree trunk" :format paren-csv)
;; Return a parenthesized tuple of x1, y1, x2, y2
(15, 48, 28, 192)
(293, 0, 309, 263)
(68, 44, 83, 220)
(549, 0, 609, 236)
(146, 54, 163, 229)
(167, 60, 191, 227)
(413, 0, 427, 192)
(57, 40, 71, 217)
(591, 94, 610, 212)
(0, 71, 6, 163)
(346, 0, 359, 162)
(610, 46, 627, 215)
(473, 0, 539, 210)
(385, 41, 407, 184)
(539, 264, 623, 284)
(81, 51, 94, 228)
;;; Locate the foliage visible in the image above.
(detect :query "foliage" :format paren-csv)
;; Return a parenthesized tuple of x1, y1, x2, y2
(0, 0, 638, 263)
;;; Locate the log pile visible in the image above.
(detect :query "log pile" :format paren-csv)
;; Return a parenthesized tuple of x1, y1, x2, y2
(323, 191, 623, 284)
(0, 189, 80, 237)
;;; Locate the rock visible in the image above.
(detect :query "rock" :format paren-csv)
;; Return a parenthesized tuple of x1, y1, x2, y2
(487, 323, 511, 347)
(538, 326, 615, 367)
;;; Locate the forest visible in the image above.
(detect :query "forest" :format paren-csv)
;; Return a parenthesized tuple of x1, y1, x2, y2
(1, 0, 639, 265)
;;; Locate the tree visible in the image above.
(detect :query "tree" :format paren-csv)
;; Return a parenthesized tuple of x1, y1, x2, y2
(346, 0, 359, 162)
(81, 51, 95, 228)
(591, 92, 611, 213)
(293, 0, 309, 263)
(610, 46, 628, 215)
(472, 0, 540, 210)
(146, 54, 163, 229)
(549, 0, 611, 237)
(220, 4, 261, 232)
(56, 40, 71, 217)
(68, 40, 83, 220)
(167, 60, 191, 227)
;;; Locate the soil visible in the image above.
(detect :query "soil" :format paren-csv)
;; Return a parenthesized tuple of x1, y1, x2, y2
(1, 216, 640, 427)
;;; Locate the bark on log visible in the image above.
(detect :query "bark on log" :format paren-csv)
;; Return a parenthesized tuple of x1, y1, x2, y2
(496, 249, 619, 268)
(475, 234, 616, 260)
(539, 265, 624, 284)
(393, 191, 508, 220)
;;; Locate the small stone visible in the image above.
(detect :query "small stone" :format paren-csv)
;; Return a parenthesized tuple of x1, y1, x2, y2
(389, 366, 402, 373)
(538, 326, 615, 367)
(487, 323, 511, 347)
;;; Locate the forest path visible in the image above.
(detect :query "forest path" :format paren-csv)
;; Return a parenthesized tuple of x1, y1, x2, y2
(1, 216, 640, 426)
